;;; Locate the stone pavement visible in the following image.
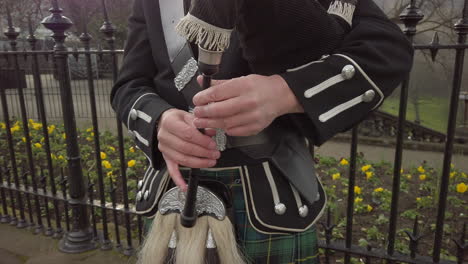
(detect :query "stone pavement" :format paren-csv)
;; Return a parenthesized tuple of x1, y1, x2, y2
(0, 224, 136, 264)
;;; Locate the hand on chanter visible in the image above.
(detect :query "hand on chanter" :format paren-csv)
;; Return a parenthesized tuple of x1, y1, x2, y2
(192, 74, 304, 137)
(157, 108, 220, 191)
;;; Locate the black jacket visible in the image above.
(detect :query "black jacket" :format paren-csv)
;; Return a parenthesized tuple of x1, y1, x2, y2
(111, 0, 413, 169)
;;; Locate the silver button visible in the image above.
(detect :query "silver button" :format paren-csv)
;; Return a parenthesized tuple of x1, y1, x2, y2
(128, 130, 136, 140)
(130, 109, 138, 121)
(299, 205, 309, 218)
(341, 65, 355, 80)
(363, 90, 376, 103)
(274, 203, 287, 215)
(136, 191, 142, 201)
(144, 190, 149, 200)
(137, 180, 143, 189)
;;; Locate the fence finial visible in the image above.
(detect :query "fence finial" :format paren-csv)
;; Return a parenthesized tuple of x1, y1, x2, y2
(4, 6, 20, 51)
(454, 0, 468, 39)
(399, 0, 424, 37)
(41, 0, 73, 52)
(100, 0, 116, 46)
(79, 6, 92, 50)
(430, 32, 440, 62)
(27, 16, 38, 50)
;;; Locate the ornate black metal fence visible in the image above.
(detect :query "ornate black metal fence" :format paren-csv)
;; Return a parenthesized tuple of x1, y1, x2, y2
(0, 0, 467, 263)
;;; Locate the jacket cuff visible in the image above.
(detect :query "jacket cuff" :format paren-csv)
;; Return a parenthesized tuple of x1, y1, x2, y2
(126, 93, 173, 168)
(281, 54, 383, 145)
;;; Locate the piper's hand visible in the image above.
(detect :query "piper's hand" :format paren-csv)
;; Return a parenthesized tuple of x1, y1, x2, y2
(157, 109, 220, 191)
(193, 74, 304, 136)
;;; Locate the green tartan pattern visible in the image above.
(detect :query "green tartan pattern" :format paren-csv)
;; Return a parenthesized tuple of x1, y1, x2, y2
(146, 168, 318, 264)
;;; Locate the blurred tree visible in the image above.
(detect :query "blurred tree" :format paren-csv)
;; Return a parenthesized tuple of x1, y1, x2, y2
(0, 0, 131, 48)
(0, 0, 46, 35)
(60, 0, 132, 48)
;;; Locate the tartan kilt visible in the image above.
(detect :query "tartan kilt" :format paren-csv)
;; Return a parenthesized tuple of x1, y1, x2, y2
(144, 168, 319, 264)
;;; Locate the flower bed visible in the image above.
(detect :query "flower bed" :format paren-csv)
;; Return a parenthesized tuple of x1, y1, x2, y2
(1, 120, 466, 260)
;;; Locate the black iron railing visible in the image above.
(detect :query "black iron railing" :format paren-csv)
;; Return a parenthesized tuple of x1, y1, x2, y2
(0, 0, 467, 263)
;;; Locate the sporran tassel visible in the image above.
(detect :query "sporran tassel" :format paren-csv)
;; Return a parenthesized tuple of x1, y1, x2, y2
(138, 212, 177, 264)
(205, 229, 220, 263)
(164, 231, 177, 264)
(207, 217, 245, 264)
(138, 213, 244, 264)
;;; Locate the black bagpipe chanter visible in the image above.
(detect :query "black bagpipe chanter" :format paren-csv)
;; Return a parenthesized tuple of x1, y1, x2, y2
(138, 0, 357, 263)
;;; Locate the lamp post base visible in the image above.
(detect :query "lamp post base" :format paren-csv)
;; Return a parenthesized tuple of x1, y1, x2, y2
(59, 228, 96, 254)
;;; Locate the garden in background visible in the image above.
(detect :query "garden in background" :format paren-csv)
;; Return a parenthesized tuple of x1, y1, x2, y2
(0, 119, 466, 261)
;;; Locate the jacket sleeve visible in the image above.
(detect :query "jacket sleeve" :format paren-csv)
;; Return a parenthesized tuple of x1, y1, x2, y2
(281, 0, 414, 145)
(111, 0, 173, 168)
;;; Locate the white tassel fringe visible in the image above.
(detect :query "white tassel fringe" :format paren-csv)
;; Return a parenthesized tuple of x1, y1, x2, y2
(176, 13, 233, 52)
(138, 213, 245, 264)
(327, 1, 356, 26)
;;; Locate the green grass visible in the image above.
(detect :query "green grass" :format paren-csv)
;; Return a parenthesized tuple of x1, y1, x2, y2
(379, 96, 449, 133)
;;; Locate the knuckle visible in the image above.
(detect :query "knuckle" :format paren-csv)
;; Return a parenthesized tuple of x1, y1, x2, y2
(252, 111, 262, 121)
(245, 98, 257, 108)
(178, 155, 188, 166)
(223, 119, 232, 129)
(181, 127, 193, 140)
(185, 143, 196, 155)
(157, 142, 163, 152)
(209, 89, 219, 101)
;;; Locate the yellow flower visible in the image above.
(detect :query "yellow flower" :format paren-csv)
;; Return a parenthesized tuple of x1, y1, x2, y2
(416, 197, 421, 201)
(355, 197, 363, 203)
(462, 172, 467, 179)
(406, 174, 412, 180)
(419, 174, 427, 181)
(34, 143, 42, 148)
(107, 171, 113, 177)
(90, 132, 94, 137)
(361, 165, 372, 172)
(108, 146, 116, 152)
(400, 169, 404, 174)
(86, 137, 93, 142)
(354, 186, 362, 194)
(48, 125, 55, 134)
(332, 173, 341, 180)
(450, 172, 457, 179)
(129, 146, 135, 153)
(100, 152, 107, 160)
(417, 166, 425, 173)
(21, 137, 26, 143)
(340, 159, 349, 166)
(451, 163, 455, 169)
(374, 187, 384, 193)
(366, 171, 374, 180)
(456, 183, 467, 193)
(102, 160, 112, 169)
(367, 205, 373, 212)
(29, 119, 34, 124)
(86, 127, 93, 133)
(10, 125, 20, 133)
(32, 123, 42, 130)
(58, 155, 64, 160)
(0, 122, 5, 129)
(128, 159, 136, 168)
(62, 133, 66, 139)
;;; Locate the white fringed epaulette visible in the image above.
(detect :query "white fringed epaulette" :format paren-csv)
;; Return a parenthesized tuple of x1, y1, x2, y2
(175, 13, 233, 52)
(327, 0, 358, 26)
